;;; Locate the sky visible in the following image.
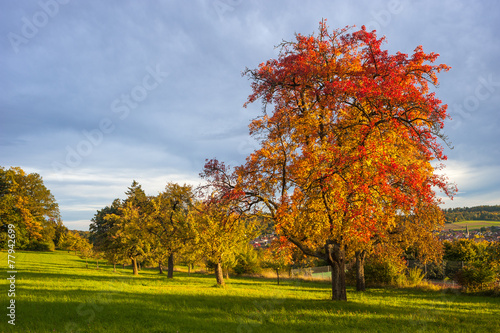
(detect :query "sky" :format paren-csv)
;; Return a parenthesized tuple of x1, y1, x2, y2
(1, 0, 499, 231)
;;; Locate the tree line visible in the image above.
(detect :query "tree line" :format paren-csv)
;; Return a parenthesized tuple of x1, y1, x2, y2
(443, 205, 500, 222)
(86, 178, 261, 286)
(2, 164, 499, 294)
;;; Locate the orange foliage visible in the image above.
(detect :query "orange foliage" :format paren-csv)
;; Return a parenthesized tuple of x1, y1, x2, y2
(238, 21, 455, 280)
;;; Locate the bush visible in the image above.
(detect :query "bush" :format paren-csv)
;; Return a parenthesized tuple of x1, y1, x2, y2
(455, 263, 497, 291)
(444, 260, 463, 279)
(443, 239, 488, 262)
(406, 267, 426, 287)
(26, 240, 55, 252)
(424, 262, 445, 280)
(364, 259, 405, 285)
(233, 245, 262, 275)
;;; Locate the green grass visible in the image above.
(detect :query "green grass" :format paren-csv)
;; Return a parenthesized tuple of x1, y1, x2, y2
(1, 251, 499, 332)
(444, 220, 500, 231)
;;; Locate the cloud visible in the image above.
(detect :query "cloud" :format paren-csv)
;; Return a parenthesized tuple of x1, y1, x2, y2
(436, 160, 500, 207)
(1, 0, 499, 230)
(39, 165, 202, 227)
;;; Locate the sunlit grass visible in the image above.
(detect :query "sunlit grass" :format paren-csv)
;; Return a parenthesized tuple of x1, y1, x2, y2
(0, 250, 499, 332)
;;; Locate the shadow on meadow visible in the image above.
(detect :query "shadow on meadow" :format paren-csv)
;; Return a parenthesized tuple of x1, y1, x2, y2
(11, 288, 425, 333)
(2, 252, 499, 332)
(9, 277, 500, 333)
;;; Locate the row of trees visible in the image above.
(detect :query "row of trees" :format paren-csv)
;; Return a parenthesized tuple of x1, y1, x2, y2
(2, 167, 496, 293)
(443, 205, 500, 222)
(88, 179, 260, 286)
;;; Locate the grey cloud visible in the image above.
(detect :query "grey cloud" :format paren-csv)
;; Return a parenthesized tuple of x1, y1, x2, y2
(1, 0, 499, 230)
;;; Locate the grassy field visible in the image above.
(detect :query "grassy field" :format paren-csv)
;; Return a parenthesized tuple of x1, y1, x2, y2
(443, 220, 500, 231)
(1, 251, 499, 332)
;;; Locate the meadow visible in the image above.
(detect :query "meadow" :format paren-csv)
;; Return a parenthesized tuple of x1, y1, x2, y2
(1, 251, 499, 333)
(444, 220, 500, 231)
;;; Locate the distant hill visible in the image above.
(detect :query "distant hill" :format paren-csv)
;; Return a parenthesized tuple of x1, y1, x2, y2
(443, 205, 500, 223)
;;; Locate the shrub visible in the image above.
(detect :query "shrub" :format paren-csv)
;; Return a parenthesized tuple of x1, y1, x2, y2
(406, 267, 426, 287)
(26, 240, 55, 252)
(363, 258, 405, 285)
(233, 245, 262, 275)
(443, 239, 488, 262)
(455, 262, 497, 291)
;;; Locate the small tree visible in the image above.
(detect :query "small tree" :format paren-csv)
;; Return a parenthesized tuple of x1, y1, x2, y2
(262, 238, 293, 285)
(59, 231, 85, 255)
(191, 198, 254, 286)
(195, 160, 259, 286)
(90, 199, 122, 266)
(77, 238, 93, 269)
(103, 181, 153, 276)
(178, 240, 204, 275)
(146, 183, 195, 278)
(446, 240, 500, 291)
(443, 239, 483, 262)
(109, 201, 151, 275)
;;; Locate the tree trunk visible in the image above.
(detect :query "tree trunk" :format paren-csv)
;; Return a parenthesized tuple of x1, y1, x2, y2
(131, 258, 139, 276)
(276, 268, 280, 285)
(328, 243, 347, 301)
(122, 263, 125, 269)
(159, 260, 163, 274)
(355, 250, 367, 292)
(96, 259, 99, 269)
(138, 262, 141, 271)
(167, 253, 174, 279)
(224, 268, 229, 280)
(188, 264, 191, 276)
(113, 262, 116, 273)
(215, 259, 225, 286)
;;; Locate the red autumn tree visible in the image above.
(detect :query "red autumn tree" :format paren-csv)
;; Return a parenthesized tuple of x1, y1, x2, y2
(238, 21, 455, 300)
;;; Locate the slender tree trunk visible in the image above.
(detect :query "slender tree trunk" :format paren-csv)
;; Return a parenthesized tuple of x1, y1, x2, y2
(215, 259, 225, 286)
(113, 262, 116, 273)
(328, 243, 347, 301)
(167, 253, 174, 279)
(276, 268, 280, 285)
(122, 263, 125, 269)
(96, 259, 99, 269)
(224, 268, 229, 280)
(159, 260, 163, 274)
(355, 250, 367, 292)
(138, 262, 142, 271)
(131, 258, 139, 276)
(188, 264, 191, 276)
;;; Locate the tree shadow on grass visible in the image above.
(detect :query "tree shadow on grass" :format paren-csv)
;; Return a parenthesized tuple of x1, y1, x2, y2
(5, 252, 500, 332)
(6, 279, 500, 333)
(3, 289, 412, 333)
